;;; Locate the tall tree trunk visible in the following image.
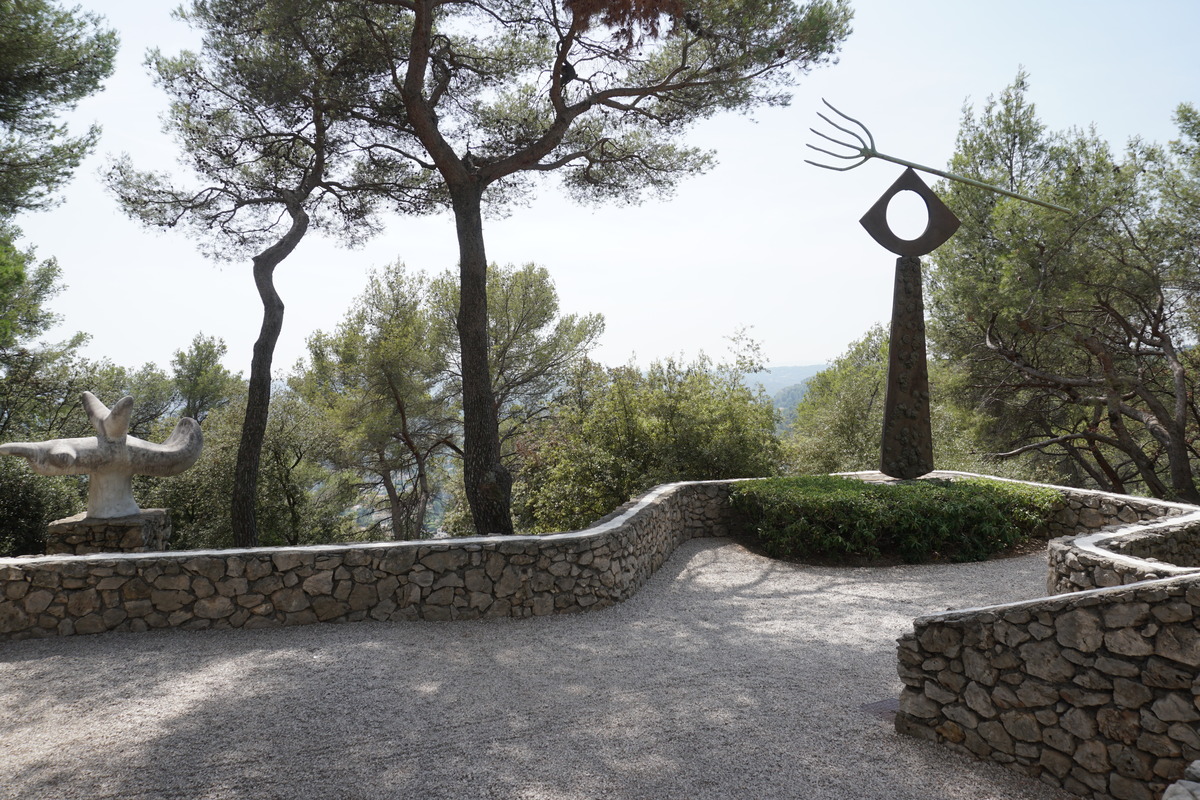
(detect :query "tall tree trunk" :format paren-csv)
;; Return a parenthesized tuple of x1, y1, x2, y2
(413, 452, 431, 539)
(379, 467, 405, 539)
(231, 209, 309, 547)
(450, 184, 513, 535)
(1160, 336, 1200, 504)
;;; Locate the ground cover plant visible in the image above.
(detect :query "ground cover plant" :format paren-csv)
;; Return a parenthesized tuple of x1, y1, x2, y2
(729, 476, 1062, 564)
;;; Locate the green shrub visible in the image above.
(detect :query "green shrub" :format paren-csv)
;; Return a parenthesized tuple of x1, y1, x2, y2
(0, 458, 83, 557)
(729, 476, 1062, 564)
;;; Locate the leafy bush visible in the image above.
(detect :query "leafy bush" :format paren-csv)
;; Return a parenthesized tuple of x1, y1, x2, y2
(0, 457, 83, 557)
(729, 476, 1062, 563)
(515, 342, 780, 534)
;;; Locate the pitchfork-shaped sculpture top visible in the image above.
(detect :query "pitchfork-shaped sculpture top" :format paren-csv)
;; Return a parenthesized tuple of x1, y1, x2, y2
(0, 392, 203, 519)
(804, 99, 1074, 214)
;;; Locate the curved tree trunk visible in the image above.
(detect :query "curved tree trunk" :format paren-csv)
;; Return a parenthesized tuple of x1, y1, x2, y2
(231, 209, 310, 547)
(450, 184, 513, 535)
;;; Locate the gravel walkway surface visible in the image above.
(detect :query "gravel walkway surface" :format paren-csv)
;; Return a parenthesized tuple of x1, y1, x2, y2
(1, 537, 1074, 800)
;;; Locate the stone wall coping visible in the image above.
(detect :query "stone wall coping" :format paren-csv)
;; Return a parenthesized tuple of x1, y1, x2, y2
(537, 479, 740, 540)
(912, 569, 1200, 628)
(0, 479, 738, 568)
(1069, 518, 1200, 575)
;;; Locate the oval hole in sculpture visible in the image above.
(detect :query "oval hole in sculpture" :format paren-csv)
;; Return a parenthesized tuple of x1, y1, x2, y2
(886, 189, 929, 241)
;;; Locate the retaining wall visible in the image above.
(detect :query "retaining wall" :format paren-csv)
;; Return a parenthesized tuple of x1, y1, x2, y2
(1048, 508, 1200, 595)
(895, 477, 1200, 800)
(0, 481, 735, 641)
(897, 574, 1200, 800)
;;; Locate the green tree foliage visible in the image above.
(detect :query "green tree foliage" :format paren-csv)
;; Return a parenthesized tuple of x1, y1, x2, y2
(515, 342, 780, 533)
(0, 238, 88, 554)
(927, 73, 1200, 501)
(53, 334, 244, 439)
(772, 382, 810, 431)
(0, 243, 245, 555)
(786, 325, 889, 475)
(107, 1, 391, 547)
(300, 263, 456, 540)
(171, 333, 243, 423)
(429, 263, 606, 453)
(0, 1, 114, 542)
(0, 240, 88, 441)
(0, 0, 117, 216)
(0, 230, 26, 348)
(140, 389, 359, 549)
(281, 0, 852, 536)
(0, 456, 79, 557)
(299, 260, 602, 538)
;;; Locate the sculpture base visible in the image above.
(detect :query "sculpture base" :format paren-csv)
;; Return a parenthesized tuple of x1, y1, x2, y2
(45, 510, 172, 555)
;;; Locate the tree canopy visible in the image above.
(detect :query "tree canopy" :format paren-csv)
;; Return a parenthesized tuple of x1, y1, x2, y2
(783, 324, 1025, 480)
(0, 0, 117, 217)
(515, 338, 779, 532)
(107, 0, 396, 546)
(927, 73, 1200, 501)
(298, 260, 602, 538)
(273, 0, 853, 535)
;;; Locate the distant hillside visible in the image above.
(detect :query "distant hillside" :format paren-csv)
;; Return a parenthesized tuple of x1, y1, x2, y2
(744, 364, 826, 396)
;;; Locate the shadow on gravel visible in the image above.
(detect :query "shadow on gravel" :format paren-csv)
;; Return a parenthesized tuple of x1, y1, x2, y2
(1, 538, 1069, 800)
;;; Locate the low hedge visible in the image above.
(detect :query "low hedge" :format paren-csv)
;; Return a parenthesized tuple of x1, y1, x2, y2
(728, 476, 1062, 564)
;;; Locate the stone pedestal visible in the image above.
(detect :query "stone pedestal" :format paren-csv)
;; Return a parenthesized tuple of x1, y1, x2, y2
(45, 510, 171, 555)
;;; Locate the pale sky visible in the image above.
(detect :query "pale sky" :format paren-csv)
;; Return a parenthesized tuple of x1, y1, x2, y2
(13, 1, 1200, 381)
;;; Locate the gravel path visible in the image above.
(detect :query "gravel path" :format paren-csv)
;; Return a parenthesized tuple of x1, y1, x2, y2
(1, 538, 1074, 800)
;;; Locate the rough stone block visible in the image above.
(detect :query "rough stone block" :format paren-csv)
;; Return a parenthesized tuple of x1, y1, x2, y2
(194, 595, 234, 620)
(1152, 693, 1200, 723)
(1105, 628, 1155, 657)
(962, 648, 998, 686)
(1040, 748, 1073, 779)
(1057, 608, 1103, 652)
(1163, 781, 1200, 800)
(1043, 726, 1075, 755)
(1114, 678, 1155, 709)
(1098, 708, 1142, 744)
(1015, 680, 1059, 707)
(312, 596, 348, 621)
(271, 587, 310, 614)
(1157, 626, 1200, 666)
(1019, 640, 1076, 682)
(917, 625, 962, 657)
(271, 552, 309, 572)
(1060, 707, 1098, 739)
(1000, 710, 1041, 743)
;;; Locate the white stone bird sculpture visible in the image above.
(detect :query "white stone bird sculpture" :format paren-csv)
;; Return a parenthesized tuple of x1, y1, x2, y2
(0, 392, 203, 518)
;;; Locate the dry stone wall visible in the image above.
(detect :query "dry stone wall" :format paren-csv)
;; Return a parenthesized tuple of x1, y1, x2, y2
(1047, 505, 1200, 596)
(45, 509, 171, 555)
(897, 574, 1200, 800)
(895, 477, 1200, 800)
(0, 481, 735, 641)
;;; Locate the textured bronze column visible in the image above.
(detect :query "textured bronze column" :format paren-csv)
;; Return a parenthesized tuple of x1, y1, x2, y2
(880, 255, 933, 479)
